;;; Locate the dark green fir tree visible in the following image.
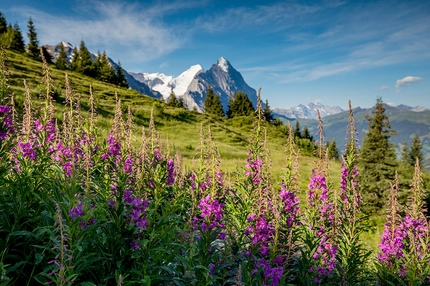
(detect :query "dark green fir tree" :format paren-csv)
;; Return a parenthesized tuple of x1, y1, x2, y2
(358, 97, 398, 214)
(6, 23, 25, 52)
(327, 138, 339, 160)
(27, 17, 40, 57)
(263, 99, 274, 123)
(56, 43, 69, 70)
(71, 46, 80, 71)
(0, 12, 7, 34)
(226, 91, 254, 118)
(78, 40, 94, 76)
(210, 94, 225, 118)
(40, 46, 53, 64)
(115, 60, 128, 88)
(409, 134, 423, 167)
(204, 86, 215, 113)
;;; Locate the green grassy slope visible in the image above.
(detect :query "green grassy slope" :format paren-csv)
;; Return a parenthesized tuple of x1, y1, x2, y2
(5, 49, 343, 189)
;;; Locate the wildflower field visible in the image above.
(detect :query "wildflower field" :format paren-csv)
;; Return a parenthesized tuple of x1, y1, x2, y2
(1, 47, 430, 286)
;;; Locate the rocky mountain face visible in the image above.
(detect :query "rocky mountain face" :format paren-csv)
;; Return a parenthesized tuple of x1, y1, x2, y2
(273, 102, 345, 119)
(44, 42, 162, 99)
(130, 57, 257, 112)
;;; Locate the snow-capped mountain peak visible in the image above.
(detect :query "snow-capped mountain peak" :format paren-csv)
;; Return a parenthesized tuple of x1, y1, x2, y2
(217, 57, 230, 72)
(273, 102, 345, 119)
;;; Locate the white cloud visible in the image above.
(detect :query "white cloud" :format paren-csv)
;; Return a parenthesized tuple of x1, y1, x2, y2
(380, 86, 389, 91)
(396, 76, 422, 88)
(10, 1, 192, 68)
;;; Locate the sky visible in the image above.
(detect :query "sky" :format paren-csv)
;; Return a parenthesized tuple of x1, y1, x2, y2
(1, 0, 430, 110)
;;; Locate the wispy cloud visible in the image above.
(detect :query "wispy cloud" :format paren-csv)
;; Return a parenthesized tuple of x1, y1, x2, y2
(10, 1, 195, 67)
(380, 86, 389, 91)
(240, 1, 430, 83)
(396, 76, 422, 89)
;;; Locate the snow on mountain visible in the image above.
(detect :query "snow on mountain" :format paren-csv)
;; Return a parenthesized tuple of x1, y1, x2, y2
(391, 104, 428, 112)
(130, 64, 203, 102)
(273, 102, 345, 119)
(131, 58, 257, 112)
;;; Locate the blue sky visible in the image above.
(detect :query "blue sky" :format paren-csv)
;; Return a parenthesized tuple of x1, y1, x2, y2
(1, 0, 429, 110)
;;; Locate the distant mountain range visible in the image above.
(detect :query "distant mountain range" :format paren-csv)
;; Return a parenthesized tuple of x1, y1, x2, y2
(291, 104, 430, 169)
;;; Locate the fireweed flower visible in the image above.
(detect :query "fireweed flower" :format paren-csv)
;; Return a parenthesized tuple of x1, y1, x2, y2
(124, 156, 133, 174)
(307, 170, 337, 279)
(193, 194, 225, 235)
(245, 153, 263, 185)
(279, 184, 300, 228)
(254, 258, 284, 286)
(17, 141, 36, 160)
(123, 189, 149, 233)
(166, 158, 175, 186)
(69, 202, 84, 220)
(245, 214, 274, 256)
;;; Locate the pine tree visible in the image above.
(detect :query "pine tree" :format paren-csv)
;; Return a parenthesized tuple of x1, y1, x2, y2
(301, 126, 312, 140)
(71, 46, 80, 71)
(56, 43, 69, 70)
(401, 142, 409, 164)
(115, 60, 128, 88)
(3, 23, 25, 52)
(78, 40, 94, 76)
(263, 99, 274, 123)
(359, 97, 398, 214)
(204, 86, 215, 113)
(327, 138, 339, 160)
(27, 17, 40, 57)
(294, 120, 301, 138)
(226, 91, 254, 118)
(409, 134, 423, 167)
(167, 89, 179, 107)
(211, 94, 225, 118)
(97, 51, 115, 83)
(0, 12, 7, 34)
(40, 46, 53, 64)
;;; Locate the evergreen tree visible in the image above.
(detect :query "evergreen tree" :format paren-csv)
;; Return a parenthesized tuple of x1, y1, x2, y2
(78, 40, 94, 76)
(167, 89, 180, 107)
(327, 138, 339, 160)
(0, 12, 7, 34)
(115, 61, 128, 88)
(27, 17, 40, 57)
(2, 23, 25, 52)
(294, 120, 301, 138)
(401, 142, 409, 165)
(263, 99, 274, 123)
(204, 86, 215, 113)
(97, 51, 115, 83)
(56, 43, 69, 70)
(226, 91, 254, 118)
(301, 126, 312, 140)
(359, 97, 398, 214)
(40, 46, 53, 64)
(409, 134, 423, 167)
(71, 46, 80, 71)
(178, 96, 186, 109)
(210, 94, 225, 118)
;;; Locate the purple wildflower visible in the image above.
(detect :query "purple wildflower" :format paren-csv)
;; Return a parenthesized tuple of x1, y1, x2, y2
(18, 141, 36, 160)
(166, 158, 175, 186)
(193, 195, 225, 233)
(69, 202, 84, 220)
(124, 156, 133, 173)
(245, 214, 274, 256)
(280, 185, 300, 228)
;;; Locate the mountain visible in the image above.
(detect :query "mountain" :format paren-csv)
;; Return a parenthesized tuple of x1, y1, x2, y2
(293, 104, 430, 169)
(273, 102, 345, 119)
(44, 42, 162, 99)
(131, 57, 257, 112)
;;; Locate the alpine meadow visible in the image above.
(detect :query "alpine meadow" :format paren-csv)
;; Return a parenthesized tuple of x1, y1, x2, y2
(2, 6, 430, 286)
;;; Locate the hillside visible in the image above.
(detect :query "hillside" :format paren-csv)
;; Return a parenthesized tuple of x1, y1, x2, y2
(4, 49, 343, 188)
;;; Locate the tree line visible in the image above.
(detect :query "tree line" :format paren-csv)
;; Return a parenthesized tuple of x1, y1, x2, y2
(0, 11, 128, 88)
